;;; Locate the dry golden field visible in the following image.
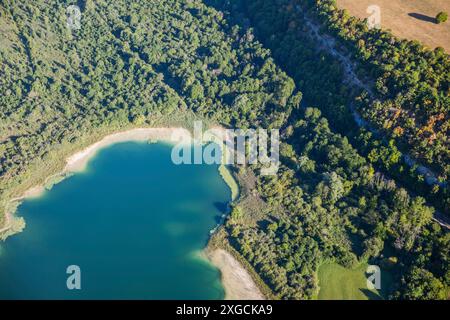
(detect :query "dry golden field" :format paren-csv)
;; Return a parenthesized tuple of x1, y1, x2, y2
(336, 0, 450, 52)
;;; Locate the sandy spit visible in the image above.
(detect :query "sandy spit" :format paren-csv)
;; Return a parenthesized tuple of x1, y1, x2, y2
(207, 249, 265, 300)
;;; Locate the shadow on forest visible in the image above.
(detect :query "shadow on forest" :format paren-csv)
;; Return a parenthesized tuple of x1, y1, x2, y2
(408, 13, 437, 24)
(359, 288, 383, 300)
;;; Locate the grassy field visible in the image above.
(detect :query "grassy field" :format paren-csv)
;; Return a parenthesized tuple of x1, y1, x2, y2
(336, 0, 450, 52)
(317, 262, 387, 300)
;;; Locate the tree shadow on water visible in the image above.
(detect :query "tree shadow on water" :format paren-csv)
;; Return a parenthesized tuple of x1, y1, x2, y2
(408, 13, 437, 24)
(213, 202, 230, 223)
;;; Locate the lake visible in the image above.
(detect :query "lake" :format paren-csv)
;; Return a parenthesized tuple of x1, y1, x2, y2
(0, 142, 231, 299)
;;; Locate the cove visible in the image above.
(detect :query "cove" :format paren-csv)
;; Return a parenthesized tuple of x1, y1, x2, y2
(0, 142, 231, 299)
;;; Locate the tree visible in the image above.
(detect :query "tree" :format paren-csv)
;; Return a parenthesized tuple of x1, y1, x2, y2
(400, 267, 446, 300)
(230, 206, 243, 222)
(189, 83, 204, 100)
(436, 12, 448, 24)
(132, 114, 146, 126)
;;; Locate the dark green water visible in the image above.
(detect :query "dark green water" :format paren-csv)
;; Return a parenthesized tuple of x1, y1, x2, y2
(0, 142, 230, 299)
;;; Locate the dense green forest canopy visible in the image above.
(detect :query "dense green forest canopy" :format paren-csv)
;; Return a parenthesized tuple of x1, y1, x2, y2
(0, 0, 448, 300)
(209, 0, 450, 216)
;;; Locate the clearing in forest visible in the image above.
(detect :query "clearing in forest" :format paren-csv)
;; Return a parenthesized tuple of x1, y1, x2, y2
(317, 262, 393, 300)
(336, 0, 450, 52)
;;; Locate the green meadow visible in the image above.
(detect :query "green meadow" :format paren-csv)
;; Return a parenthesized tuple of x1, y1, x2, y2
(317, 263, 391, 300)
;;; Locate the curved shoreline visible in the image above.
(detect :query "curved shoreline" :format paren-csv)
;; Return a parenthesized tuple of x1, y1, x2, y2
(0, 127, 263, 300)
(64, 128, 192, 173)
(1, 128, 192, 236)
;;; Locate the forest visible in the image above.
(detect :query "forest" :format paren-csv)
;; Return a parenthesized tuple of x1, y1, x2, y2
(221, 0, 450, 217)
(0, 0, 448, 299)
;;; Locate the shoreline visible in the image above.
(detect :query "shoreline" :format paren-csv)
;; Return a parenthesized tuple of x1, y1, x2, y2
(206, 249, 265, 300)
(0, 127, 193, 237)
(1, 125, 244, 236)
(64, 127, 192, 173)
(0, 126, 264, 300)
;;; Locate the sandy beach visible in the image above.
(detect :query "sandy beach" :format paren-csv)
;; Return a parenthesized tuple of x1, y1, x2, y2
(207, 249, 265, 300)
(65, 128, 193, 173)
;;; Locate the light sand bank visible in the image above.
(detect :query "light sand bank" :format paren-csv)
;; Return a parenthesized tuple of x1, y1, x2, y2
(65, 128, 192, 172)
(207, 249, 265, 300)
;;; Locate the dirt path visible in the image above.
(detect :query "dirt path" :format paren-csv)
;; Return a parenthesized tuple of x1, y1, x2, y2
(296, 5, 444, 185)
(295, 6, 449, 229)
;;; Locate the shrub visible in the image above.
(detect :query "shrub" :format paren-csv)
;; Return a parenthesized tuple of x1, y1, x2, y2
(436, 11, 448, 24)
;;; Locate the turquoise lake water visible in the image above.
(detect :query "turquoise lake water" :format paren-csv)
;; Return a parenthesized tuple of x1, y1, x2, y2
(0, 142, 230, 299)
